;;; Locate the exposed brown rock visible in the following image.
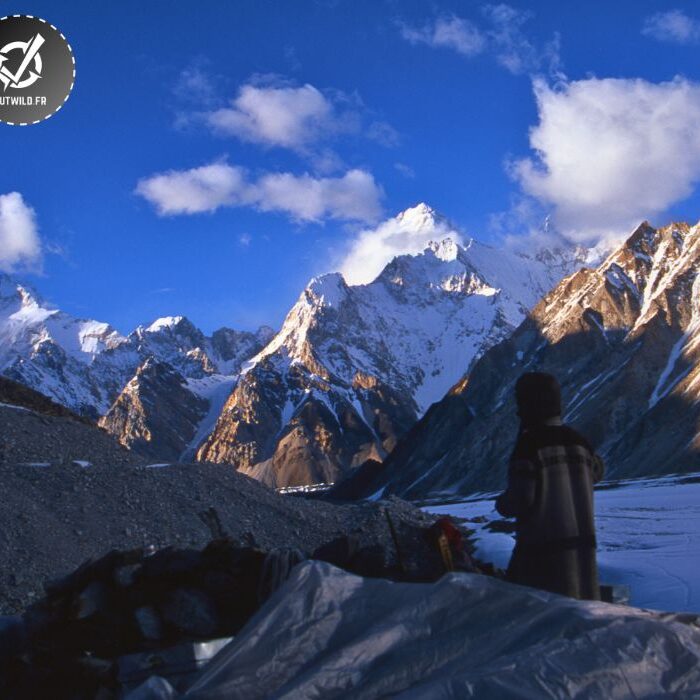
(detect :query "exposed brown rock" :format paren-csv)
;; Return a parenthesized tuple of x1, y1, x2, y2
(99, 360, 208, 461)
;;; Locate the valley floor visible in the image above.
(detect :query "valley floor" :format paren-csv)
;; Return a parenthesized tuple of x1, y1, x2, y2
(426, 472, 700, 614)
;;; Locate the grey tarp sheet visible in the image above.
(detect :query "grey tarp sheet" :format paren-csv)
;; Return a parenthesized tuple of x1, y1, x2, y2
(140, 561, 700, 699)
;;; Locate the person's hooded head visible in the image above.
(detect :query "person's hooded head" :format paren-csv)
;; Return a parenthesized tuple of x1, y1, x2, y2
(515, 372, 562, 427)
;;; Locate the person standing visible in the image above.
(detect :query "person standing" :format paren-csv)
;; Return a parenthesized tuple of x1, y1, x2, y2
(495, 372, 604, 600)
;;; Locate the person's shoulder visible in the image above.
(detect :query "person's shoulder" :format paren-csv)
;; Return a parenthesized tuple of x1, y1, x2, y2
(557, 424, 594, 452)
(529, 424, 593, 451)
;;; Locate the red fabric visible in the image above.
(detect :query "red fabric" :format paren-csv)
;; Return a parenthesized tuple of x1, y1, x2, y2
(435, 517, 463, 549)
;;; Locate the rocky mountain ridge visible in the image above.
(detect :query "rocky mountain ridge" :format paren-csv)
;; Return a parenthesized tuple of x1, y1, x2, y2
(357, 219, 700, 500)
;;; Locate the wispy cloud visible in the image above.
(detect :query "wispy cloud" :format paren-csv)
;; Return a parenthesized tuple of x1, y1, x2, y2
(510, 77, 700, 241)
(159, 71, 394, 225)
(642, 9, 700, 45)
(283, 45, 302, 72)
(394, 162, 415, 179)
(399, 4, 561, 77)
(482, 4, 561, 76)
(366, 120, 401, 147)
(0, 192, 42, 273)
(136, 162, 384, 224)
(400, 15, 486, 56)
(136, 163, 249, 216)
(173, 59, 222, 107)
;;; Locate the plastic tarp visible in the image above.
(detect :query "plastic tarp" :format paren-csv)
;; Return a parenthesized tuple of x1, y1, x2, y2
(135, 561, 700, 699)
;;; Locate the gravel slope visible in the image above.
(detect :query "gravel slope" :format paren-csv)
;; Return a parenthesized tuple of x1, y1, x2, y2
(0, 403, 143, 469)
(0, 459, 442, 614)
(1, 394, 448, 614)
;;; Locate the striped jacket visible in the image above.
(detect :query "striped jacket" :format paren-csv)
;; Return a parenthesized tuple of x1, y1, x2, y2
(495, 419, 604, 599)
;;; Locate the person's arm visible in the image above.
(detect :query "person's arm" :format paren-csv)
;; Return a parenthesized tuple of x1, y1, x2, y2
(592, 454, 605, 484)
(495, 458, 538, 518)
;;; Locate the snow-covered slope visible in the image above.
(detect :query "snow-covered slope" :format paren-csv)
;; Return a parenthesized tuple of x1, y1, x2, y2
(0, 275, 124, 363)
(198, 204, 588, 487)
(251, 205, 588, 414)
(0, 274, 127, 415)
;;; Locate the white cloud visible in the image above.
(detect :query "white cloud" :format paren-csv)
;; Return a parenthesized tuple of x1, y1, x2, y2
(642, 9, 700, 45)
(206, 83, 353, 150)
(254, 169, 383, 222)
(338, 203, 463, 285)
(0, 192, 42, 272)
(195, 79, 398, 170)
(136, 163, 383, 224)
(400, 5, 561, 76)
(511, 77, 700, 240)
(309, 148, 345, 175)
(135, 163, 251, 216)
(400, 15, 486, 56)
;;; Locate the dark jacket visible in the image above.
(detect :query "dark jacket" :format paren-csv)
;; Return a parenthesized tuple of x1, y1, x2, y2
(495, 419, 604, 600)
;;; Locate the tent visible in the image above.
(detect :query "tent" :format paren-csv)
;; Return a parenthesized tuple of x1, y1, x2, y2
(131, 560, 700, 699)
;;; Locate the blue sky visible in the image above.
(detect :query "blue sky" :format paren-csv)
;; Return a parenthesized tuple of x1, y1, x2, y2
(2, 0, 700, 334)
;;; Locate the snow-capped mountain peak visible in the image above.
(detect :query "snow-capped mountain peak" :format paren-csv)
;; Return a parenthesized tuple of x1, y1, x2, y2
(376, 238, 495, 300)
(198, 209, 596, 487)
(0, 270, 272, 417)
(395, 202, 450, 232)
(0, 274, 125, 364)
(146, 315, 187, 333)
(0, 204, 605, 491)
(76, 321, 122, 355)
(252, 217, 589, 404)
(367, 218, 700, 501)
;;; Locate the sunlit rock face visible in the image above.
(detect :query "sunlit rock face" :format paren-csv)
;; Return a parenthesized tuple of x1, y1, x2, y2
(98, 359, 208, 461)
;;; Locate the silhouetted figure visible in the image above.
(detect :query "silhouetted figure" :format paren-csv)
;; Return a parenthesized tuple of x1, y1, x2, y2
(495, 372, 604, 600)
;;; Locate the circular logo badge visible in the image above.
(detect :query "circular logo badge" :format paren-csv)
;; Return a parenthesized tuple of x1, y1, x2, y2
(0, 15, 75, 126)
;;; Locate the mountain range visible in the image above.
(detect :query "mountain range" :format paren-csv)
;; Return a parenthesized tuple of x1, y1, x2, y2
(355, 219, 700, 500)
(0, 203, 591, 486)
